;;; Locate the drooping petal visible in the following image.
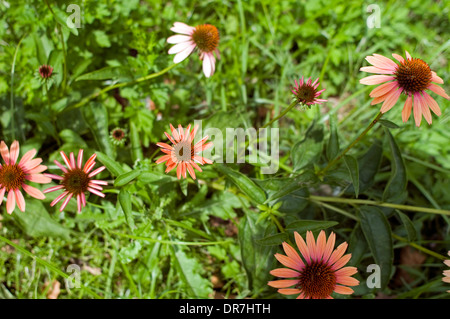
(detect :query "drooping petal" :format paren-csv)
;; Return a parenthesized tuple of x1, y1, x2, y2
(60, 193, 73, 212)
(380, 87, 401, 113)
(270, 268, 301, 278)
(402, 95, 413, 123)
(413, 93, 423, 127)
(6, 190, 16, 214)
(427, 83, 450, 99)
(267, 280, 299, 289)
(369, 81, 398, 98)
(333, 285, 354, 295)
(25, 174, 52, 184)
(23, 184, 46, 199)
(421, 91, 441, 116)
(173, 43, 196, 64)
(14, 189, 25, 212)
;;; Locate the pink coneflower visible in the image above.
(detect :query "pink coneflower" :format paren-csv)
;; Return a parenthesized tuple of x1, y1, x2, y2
(0, 140, 51, 214)
(292, 77, 327, 107)
(167, 22, 220, 78)
(156, 124, 213, 180)
(444, 251, 450, 293)
(268, 230, 359, 299)
(43, 150, 107, 213)
(360, 51, 449, 126)
(38, 65, 54, 79)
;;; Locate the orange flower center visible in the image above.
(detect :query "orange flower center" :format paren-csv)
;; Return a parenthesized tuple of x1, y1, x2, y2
(62, 168, 90, 195)
(395, 58, 432, 94)
(293, 85, 316, 105)
(173, 141, 195, 163)
(192, 24, 219, 53)
(296, 260, 336, 299)
(0, 164, 25, 191)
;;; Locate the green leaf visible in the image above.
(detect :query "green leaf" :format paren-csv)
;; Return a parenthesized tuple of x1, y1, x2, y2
(12, 199, 70, 240)
(82, 103, 114, 158)
(348, 225, 368, 266)
(291, 122, 324, 171)
(129, 121, 143, 162)
(138, 171, 177, 184)
(216, 164, 266, 204)
(379, 119, 400, 129)
(118, 241, 142, 264)
(267, 171, 317, 202)
(32, 33, 48, 65)
(347, 139, 382, 194)
(360, 206, 393, 290)
(75, 66, 134, 82)
(285, 220, 338, 236)
(93, 30, 111, 47)
(52, 7, 79, 36)
(344, 155, 359, 197)
(171, 248, 213, 298)
(118, 189, 135, 230)
(238, 211, 277, 292)
(256, 232, 289, 246)
(114, 170, 141, 187)
(96, 151, 125, 176)
(326, 115, 339, 161)
(396, 211, 417, 242)
(383, 128, 407, 202)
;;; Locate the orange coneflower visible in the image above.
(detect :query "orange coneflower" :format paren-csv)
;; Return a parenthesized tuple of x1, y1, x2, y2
(156, 124, 213, 180)
(292, 76, 327, 107)
(167, 22, 220, 78)
(0, 140, 51, 214)
(43, 150, 107, 213)
(444, 251, 450, 293)
(360, 51, 449, 126)
(268, 230, 359, 299)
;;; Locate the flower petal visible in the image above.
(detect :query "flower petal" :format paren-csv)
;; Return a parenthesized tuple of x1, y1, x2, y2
(267, 280, 299, 289)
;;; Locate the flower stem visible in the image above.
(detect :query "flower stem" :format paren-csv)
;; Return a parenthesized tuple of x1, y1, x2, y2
(318, 111, 383, 176)
(261, 100, 298, 128)
(309, 195, 450, 216)
(10, 35, 26, 140)
(61, 63, 178, 114)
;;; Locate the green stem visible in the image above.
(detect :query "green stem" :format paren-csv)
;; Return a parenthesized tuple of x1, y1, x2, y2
(318, 111, 383, 176)
(10, 35, 26, 140)
(58, 25, 67, 93)
(270, 214, 285, 233)
(61, 63, 177, 114)
(392, 233, 448, 260)
(261, 100, 298, 129)
(309, 195, 450, 216)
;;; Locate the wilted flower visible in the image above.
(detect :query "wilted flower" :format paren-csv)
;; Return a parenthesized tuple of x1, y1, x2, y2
(292, 76, 327, 108)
